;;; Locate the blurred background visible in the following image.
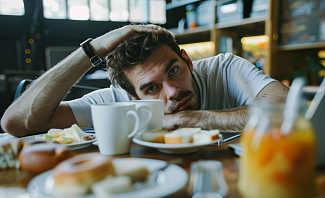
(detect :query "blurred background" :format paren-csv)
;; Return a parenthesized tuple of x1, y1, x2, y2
(0, 0, 324, 119)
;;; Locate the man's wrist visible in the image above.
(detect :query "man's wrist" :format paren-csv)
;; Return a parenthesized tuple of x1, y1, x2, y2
(80, 38, 104, 67)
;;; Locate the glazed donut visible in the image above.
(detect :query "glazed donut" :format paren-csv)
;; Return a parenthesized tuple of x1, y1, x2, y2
(18, 143, 75, 174)
(52, 153, 115, 196)
(23, 140, 54, 147)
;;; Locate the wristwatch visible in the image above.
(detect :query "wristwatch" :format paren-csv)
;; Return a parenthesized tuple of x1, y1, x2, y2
(80, 38, 103, 67)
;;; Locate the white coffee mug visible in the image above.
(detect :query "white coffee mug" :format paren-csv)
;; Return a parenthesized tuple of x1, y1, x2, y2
(125, 99, 164, 132)
(91, 103, 152, 155)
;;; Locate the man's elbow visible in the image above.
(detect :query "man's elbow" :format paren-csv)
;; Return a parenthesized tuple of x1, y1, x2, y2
(1, 115, 27, 137)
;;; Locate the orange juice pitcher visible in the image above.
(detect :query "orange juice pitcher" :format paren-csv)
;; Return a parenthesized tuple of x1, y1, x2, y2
(238, 99, 316, 198)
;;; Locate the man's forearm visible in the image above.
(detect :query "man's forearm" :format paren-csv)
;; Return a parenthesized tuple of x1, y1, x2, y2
(1, 25, 165, 136)
(163, 106, 249, 132)
(1, 48, 92, 134)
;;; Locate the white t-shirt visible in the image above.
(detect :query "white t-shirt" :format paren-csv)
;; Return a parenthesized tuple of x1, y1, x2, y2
(67, 53, 275, 127)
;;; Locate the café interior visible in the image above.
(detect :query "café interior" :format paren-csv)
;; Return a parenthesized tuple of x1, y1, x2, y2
(0, 0, 325, 197)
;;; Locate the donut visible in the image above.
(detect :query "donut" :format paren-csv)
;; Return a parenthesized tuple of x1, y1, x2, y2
(18, 143, 75, 174)
(52, 153, 115, 196)
(23, 140, 54, 147)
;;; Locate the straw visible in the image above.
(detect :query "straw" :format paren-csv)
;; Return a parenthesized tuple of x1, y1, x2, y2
(280, 77, 305, 135)
(235, 73, 270, 150)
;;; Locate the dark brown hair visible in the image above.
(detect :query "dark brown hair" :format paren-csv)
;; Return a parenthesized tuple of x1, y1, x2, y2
(105, 25, 182, 97)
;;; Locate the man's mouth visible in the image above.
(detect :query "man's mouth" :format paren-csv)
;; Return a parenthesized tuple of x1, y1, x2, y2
(175, 97, 192, 111)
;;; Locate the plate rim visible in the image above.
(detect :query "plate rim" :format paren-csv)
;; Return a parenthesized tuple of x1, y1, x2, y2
(132, 131, 223, 150)
(3, 133, 96, 147)
(27, 158, 188, 198)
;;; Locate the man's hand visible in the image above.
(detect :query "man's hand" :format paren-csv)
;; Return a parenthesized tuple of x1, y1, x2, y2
(163, 81, 289, 132)
(91, 25, 163, 58)
(163, 106, 249, 132)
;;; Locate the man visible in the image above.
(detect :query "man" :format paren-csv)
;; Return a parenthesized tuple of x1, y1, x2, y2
(1, 24, 288, 137)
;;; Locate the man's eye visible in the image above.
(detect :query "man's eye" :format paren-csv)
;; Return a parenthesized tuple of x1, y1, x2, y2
(169, 67, 178, 75)
(147, 85, 157, 94)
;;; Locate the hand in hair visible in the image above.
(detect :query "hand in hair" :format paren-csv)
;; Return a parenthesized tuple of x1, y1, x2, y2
(91, 24, 163, 59)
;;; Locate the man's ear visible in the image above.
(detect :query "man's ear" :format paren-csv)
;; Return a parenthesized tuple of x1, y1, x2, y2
(181, 49, 193, 71)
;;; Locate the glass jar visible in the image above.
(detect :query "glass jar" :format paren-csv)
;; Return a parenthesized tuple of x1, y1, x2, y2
(185, 4, 197, 29)
(238, 100, 316, 198)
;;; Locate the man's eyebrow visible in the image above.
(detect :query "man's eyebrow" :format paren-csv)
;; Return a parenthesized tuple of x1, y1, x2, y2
(139, 58, 179, 92)
(139, 81, 154, 91)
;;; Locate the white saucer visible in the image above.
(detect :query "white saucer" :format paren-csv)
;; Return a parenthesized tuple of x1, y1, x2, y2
(133, 131, 223, 154)
(1, 133, 96, 150)
(27, 158, 188, 198)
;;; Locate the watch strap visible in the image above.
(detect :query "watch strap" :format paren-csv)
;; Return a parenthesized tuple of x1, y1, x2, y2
(80, 38, 103, 66)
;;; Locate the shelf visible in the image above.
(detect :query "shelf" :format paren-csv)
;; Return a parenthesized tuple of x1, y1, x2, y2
(168, 26, 212, 44)
(166, 0, 201, 10)
(278, 41, 325, 51)
(216, 15, 267, 29)
(169, 25, 212, 36)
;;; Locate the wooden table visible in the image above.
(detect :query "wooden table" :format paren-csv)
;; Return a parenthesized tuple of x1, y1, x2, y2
(1, 137, 325, 198)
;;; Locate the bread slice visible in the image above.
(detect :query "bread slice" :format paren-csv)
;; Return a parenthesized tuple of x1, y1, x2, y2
(164, 128, 201, 144)
(113, 159, 150, 182)
(141, 128, 170, 143)
(193, 129, 220, 144)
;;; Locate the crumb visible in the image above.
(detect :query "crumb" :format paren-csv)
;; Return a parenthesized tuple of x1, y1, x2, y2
(83, 135, 95, 141)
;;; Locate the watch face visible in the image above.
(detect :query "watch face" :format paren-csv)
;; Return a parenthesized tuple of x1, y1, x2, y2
(90, 55, 103, 66)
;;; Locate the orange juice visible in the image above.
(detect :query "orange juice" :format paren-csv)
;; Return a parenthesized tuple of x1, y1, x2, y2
(238, 117, 316, 198)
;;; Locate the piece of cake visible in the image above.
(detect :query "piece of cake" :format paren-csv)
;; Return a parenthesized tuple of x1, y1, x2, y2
(141, 128, 171, 143)
(193, 129, 220, 144)
(164, 128, 201, 144)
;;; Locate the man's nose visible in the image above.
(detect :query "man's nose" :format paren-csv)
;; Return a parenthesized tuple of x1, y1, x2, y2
(163, 81, 180, 100)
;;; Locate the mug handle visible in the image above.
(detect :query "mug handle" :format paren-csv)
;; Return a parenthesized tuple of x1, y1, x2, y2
(126, 110, 141, 139)
(135, 106, 152, 133)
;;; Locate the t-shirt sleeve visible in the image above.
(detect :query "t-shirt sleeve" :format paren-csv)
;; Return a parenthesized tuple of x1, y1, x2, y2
(193, 53, 276, 110)
(66, 86, 130, 127)
(224, 54, 276, 106)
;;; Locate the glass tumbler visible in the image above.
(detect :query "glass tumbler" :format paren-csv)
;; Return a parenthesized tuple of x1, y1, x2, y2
(188, 160, 228, 198)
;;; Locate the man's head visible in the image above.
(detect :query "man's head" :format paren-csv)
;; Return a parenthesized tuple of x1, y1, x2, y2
(106, 24, 200, 113)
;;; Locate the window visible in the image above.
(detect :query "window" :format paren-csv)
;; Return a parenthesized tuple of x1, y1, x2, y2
(68, 0, 89, 20)
(90, 0, 109, 21)
(129, 0, 148, 23)
(149, 0, 165, 24)
(110, 0, 128, 21)
(42, 0, 165, 23)
(0, 0, 25, 16)
(43, 0, 66, 19)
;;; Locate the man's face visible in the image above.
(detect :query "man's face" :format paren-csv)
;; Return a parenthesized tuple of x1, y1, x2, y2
(125, 45, 200, 114)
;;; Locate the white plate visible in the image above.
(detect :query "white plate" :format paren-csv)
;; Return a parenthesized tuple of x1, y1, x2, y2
(1, 133, 96, 150)
(27, 158, 188, 198)
(133, 131, 223, 154)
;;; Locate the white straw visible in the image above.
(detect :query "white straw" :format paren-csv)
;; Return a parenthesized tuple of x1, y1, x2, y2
(280, 77, 305, 134)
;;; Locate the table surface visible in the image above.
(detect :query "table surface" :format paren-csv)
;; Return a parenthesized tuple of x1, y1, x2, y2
(1, 137, 325, 198)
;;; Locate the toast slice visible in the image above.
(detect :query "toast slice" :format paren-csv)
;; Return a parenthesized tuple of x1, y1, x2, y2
(193, 129, 220, 144)
(164, 128, 201, 144)
(141, 128, 171, 143)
